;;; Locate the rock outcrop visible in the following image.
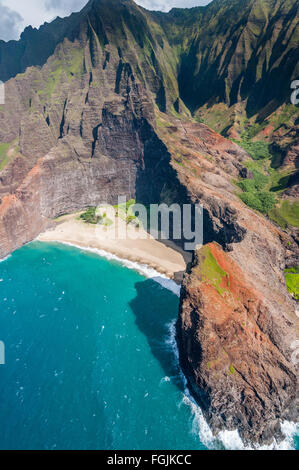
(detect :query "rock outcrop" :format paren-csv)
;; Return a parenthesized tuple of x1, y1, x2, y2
(177, 243, 297, 445)
(155, 114, 298, 444)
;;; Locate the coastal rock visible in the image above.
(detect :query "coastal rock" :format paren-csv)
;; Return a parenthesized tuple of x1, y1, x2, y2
(155, 114, 298, 445)
(177, 243, 297, 445)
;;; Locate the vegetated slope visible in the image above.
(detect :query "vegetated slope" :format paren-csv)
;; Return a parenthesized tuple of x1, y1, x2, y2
(0, 0, 298, 228)
(156, 0, 299, 229)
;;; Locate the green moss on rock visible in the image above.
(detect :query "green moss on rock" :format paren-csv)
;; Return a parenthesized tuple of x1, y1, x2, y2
(284, 267, 299, 300)
(196, 246, 229, 296)
(269, 201, 299, 229)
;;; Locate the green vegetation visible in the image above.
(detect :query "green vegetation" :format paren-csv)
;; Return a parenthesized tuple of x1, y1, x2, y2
(113, 199, 141, 226)
(197, 246, 229, 296)
(101, 217, 113, 227)
(37, 47, 84, 100)
(238, 169, 268, 192)
(270, 105, 299, 132)
(240, 191, 276, 214)
(80, 207, 114, 226)
(80, 207, 100, 224)
(234, 136, 298, 225)
(235, 139, 271, 160)
(269, 201, 299, 229)
(0, 140, 19, 171)
(0, 142, 11, 170)
(125, 214, 138, 226)
(284, 267, 299, 301)
(237, 166, 276, 214)
(80, 200, 140, 227)
(113, 198, 136, 215)
(234, 130, 279, 215)
(229, 364, 235, 375)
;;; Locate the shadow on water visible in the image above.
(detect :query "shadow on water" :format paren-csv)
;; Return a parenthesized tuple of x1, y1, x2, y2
(129, 278, 185, 393)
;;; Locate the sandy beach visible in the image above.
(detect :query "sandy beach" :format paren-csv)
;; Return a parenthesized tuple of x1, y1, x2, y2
(37, 213, 188, 280)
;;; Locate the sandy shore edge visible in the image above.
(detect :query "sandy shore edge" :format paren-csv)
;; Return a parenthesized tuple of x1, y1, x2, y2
(37, 214, 188, 282)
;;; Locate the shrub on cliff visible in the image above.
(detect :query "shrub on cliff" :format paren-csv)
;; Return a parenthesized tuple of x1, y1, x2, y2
(240, 191, 275, 214)
(235, 140, 271, 160)
(284, 267, 299, 300)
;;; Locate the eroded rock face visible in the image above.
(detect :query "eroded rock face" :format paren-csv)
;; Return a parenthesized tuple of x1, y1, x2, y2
(177, 243, 298, 445)
(0, 0, 180, 257)
(153, 114, 298, 445)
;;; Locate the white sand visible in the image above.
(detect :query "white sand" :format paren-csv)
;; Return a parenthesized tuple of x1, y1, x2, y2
(37, 214, 187, 279)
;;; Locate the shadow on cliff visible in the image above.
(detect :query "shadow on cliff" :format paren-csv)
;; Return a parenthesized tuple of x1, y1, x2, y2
(129, 278, 185, 393)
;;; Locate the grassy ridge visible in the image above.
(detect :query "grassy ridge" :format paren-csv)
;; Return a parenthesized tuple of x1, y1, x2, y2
(284, 267, 299, 300)
(233, 132, 298, 228)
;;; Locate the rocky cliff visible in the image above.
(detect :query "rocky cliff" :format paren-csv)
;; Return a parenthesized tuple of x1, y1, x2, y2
(0, 0, 298, 446)
(155, 112, 298, 444)
(177, 243, 297, 445)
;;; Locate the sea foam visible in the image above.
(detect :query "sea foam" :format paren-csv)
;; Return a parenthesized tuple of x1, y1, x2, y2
(0, 254, 11, 263)
(49, 241, 181, 296)
(36, 240, 298, 450)
(165, 320, 298, 451)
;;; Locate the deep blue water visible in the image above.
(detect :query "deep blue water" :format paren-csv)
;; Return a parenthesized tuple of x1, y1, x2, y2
(0, 243, 297, 450)
(0, 242, 207, 450)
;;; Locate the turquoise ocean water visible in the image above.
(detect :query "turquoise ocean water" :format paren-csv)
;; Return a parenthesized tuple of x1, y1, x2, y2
(0, 242, 297, 450)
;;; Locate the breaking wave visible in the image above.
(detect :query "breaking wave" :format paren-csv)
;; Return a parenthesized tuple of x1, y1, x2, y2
(49, 241, 181, 296)
(0, 255, 11, 263)
(165, 320, 298, 451)
(34, 240, 298, 450)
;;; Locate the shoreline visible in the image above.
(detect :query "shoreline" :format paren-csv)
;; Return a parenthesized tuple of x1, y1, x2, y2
(37, 214, 188, 283)
(2, 217, 297, 450)
(45, 240, 182, 296)
(35, 215, 299, 450)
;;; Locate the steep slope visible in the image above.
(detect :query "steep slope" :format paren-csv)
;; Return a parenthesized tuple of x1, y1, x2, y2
(178, 243, 297, 445)
(0, 0, 185, 254)
(155, 112, 298, 444)
(166, 0, 299, 112)
(1, 0, 297, 225)
(155, 0, 299, 216)
(0, 0, 297, 447)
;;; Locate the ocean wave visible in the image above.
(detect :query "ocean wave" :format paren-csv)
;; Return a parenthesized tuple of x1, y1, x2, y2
(36, 240, 298, 450)
(49, 241, 181, 296)
(0, 254, 11, 263)
(165, 320, 298, 451)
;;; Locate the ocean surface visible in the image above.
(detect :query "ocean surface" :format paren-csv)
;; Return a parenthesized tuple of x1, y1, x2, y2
(0, 242, 297, 450)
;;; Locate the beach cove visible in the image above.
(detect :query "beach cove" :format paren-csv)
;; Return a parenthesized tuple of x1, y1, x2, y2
(37, 213, 189, 281)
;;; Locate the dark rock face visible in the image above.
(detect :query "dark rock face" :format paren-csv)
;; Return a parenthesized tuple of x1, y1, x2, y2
(0, 0, 180, 256)
(156, 115, 298, 445)
(239, 167, 254, 179)
(177, 244, 297, 446)
(0, 0, 298, 447)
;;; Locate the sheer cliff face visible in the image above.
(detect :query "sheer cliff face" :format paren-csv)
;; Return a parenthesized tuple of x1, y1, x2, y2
(0, 0, 298, 446)
(156, 114, 298, 444)
(177, 244, 297, 445)
(0, 0, 181, 255)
